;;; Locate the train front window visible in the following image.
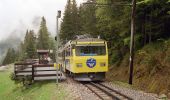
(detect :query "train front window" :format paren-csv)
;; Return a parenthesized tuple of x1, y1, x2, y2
(75, 46, 106, 56)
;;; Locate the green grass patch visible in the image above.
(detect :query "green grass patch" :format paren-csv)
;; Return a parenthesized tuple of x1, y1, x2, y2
(0, 66, 68, 100)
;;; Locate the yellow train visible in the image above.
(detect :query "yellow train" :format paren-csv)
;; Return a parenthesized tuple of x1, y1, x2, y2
(58, 36, 108, 81)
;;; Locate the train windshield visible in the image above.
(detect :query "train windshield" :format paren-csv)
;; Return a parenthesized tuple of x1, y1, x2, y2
(75, 46, 106, 56)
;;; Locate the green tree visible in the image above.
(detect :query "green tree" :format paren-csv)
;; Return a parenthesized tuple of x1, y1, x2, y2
(17, 42, 25, 61)
(72, 0, 80, 34)
(25, 30, 37, 58)
(49, 34, 56, 61)
(79, 0, 97, 36)
(60, 0, 72, 41)
(37, 17, 50, 49)
(18, 29, 37, 59)
(136, 0, 170, 44)
(2, 48, 16, 65)
(60, 0, 80, 41)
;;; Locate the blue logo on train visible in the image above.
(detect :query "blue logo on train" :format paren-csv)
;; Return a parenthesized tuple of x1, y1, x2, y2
(86, 58, 96, 68)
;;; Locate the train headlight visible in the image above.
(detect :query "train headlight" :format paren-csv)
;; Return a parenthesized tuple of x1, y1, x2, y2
(76, 63, 82, 67)
(100, 62, 106, 67)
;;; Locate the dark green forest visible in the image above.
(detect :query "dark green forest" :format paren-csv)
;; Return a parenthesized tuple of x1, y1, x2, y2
(2, 0, 170, 94)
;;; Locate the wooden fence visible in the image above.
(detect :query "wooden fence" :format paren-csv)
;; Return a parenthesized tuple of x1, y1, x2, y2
(14, 63, 62, 81)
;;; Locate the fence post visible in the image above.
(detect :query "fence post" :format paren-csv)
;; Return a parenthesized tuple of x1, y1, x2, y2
(59, 64, 62, 81)
(32, 65, 34, 81)
(14, 65, 16, 77)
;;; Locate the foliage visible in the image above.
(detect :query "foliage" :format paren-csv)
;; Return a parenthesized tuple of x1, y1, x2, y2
(60, 0, 80, 41)
(2, 48, 17, 65)
(37, 17, 50, 49)
(25, 30, 37, 59)
(49, 35, 56, 61)
(136, 0, 170, 44)
(79, 0, 97, 36)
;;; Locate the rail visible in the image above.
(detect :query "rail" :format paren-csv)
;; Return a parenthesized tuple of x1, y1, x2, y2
(83, 82, 133, 100)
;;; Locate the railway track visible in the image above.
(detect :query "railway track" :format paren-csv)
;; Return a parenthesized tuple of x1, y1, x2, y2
(83, 82, 133, 100)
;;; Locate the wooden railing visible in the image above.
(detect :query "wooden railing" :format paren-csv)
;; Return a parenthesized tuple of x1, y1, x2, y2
(14, 63, 62, 81)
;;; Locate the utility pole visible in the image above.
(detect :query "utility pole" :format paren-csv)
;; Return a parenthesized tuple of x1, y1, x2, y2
(129, 0, 136, 85)
(56, 10, 61, 85)
(84, 0, 136, 85)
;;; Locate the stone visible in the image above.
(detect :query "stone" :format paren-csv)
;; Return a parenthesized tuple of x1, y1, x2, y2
(167, 93, 170, 99)
(159, 94, 167, 99)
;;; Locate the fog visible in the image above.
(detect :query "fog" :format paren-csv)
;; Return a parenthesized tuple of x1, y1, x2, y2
(0, 0, 85, 63)
(0, 0, 85, 41)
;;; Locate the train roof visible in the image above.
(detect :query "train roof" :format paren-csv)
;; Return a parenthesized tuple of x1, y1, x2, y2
(58, 38, 106, 52)
(72, 38, 105, 42)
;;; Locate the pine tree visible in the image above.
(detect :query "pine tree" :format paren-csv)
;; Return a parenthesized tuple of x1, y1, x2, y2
(37, 17, 50, 49)
(79, 0, 97, 36)
(49, 35, 56, 61)
(18, 42, 25, 60)
(60, 0, 73, 41)
(25, 30, 37, 58)
(60, 0, 80, 42)
(72, 0, 80, 34)
(2, 48, 16, 65)
(18, 29, 37, 59)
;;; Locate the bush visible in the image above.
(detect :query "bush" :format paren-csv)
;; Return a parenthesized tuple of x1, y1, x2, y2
(110, 50, 122, 64)
(137, 50, 163, 75)
(10, 72, 32, 88)
(10, 72, 17, 81)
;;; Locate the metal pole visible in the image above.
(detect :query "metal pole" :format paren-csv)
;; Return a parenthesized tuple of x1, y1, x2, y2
(56, 16, 59, 84)
(56, 10, 61, 85)
(129, 0, 136, 85)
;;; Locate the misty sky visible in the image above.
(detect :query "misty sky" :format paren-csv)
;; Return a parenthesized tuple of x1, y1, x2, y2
(0, 0, 84, 41)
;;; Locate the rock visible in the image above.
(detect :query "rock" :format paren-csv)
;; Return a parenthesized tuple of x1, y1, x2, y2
(159, 94, 167, 99)
(167, 93, 170, 99)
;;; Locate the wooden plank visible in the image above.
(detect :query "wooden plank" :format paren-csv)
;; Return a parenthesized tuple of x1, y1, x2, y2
(15, 63, 34, 65)
(15, 70, 32, 73)
(34, 74, 61, 77)
(34, 70, 56, 72)
(15, 67, 32, 70)
(16, 73, 32, 76)
(15, 67, 32, 68)
(15, 70, 56, 73)
(33, 64, 54, 67)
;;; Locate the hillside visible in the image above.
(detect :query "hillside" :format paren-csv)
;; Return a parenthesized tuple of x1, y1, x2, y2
(107, 39, 170, 94)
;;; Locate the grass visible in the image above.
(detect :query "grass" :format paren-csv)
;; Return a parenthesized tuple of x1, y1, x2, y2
(0, 66, 68, 100)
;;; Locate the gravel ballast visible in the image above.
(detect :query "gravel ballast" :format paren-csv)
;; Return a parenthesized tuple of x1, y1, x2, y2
(62, 78, 159, 100)
(62, 78, 100, 100)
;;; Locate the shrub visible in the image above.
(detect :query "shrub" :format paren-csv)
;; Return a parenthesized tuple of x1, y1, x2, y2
(10, 72, 17, 81)
(10, 72, 32, 88)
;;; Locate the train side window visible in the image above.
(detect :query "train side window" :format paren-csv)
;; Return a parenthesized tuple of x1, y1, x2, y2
(66, 48, 70, 57)
(63, 50, 65, 60)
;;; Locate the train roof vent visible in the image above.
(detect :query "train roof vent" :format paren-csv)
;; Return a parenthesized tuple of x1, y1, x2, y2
(75, 34, 92, 39)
